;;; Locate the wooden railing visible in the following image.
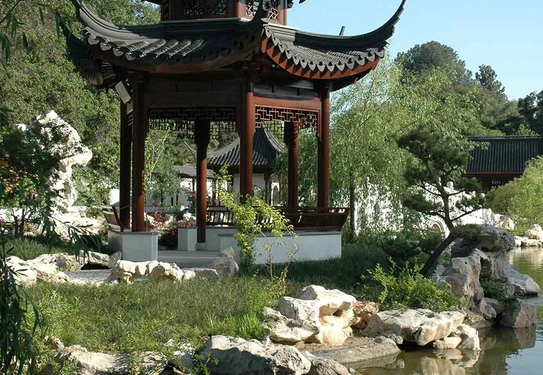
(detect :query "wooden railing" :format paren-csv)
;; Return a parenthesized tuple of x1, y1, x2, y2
(206, 206, 349, 231)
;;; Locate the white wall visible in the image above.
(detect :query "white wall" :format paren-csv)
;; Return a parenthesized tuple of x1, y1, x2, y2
(219, 232, 342, 264)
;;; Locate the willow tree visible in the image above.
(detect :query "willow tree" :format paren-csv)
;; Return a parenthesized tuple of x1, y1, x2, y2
(329, 58, 408, 237)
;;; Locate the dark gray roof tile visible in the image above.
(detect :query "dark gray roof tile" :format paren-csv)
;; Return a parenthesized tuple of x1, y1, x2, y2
(207, 126, 285, 172)
(467, 136, 543, 175)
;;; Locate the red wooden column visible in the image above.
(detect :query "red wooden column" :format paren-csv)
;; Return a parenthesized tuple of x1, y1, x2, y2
(284, 121, 300, 208)
(128, 72, 147, 232)
(195, 119, 210, 245)
(119, 100, 131, 229)
(240, 73, 255, 198)
(318, 87, 330, 209)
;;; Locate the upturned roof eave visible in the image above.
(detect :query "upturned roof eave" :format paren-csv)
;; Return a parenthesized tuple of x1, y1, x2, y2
(260, 0, 405, 82)
(67, 0, 404, 84)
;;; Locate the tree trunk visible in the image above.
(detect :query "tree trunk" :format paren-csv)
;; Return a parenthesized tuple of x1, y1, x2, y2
(420, 233, 459, 276)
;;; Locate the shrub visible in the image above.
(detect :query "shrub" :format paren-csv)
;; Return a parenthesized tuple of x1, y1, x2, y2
(378, 233, 441, 267)
(216, 167, 293, 274)
(365, 262, 460, 312)
(486, 181, 517, 214)
(508, 156, 543, 229)
(480, 279, 516, 311)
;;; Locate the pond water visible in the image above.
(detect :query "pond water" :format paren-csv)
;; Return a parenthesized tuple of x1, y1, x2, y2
(357, 247, 543, 375)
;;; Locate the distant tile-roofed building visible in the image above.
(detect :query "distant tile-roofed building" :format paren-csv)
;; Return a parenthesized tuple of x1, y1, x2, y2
(466, 136, 543, 191)
(207, 126, 285, 174)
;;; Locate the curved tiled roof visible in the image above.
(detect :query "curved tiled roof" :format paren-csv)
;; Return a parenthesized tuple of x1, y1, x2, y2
(69, 0, 266, 71)
(207, 126, 285, 172)
(261, 0, 405, 79)
(467, 136, 543, 175)
(67, 0, 404, 83)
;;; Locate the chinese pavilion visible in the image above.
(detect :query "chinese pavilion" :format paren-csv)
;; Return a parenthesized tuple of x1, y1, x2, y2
(65, 0, 405, 248)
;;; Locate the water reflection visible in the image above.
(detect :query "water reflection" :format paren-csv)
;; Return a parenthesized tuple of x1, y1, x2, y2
(357, 247, 543, 375)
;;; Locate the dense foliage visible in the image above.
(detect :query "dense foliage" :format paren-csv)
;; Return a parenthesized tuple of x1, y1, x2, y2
(488, 156, 543, 230)
(1, 0, 160, 206)
(0, 232, 45, 375)
(366, 262, 460, 312)
(0, 118, 66, 238)
(217, 168, 294, 274)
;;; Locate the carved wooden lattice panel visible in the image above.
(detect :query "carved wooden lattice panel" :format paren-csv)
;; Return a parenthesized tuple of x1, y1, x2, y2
(161, 0, 171, 20)
(181, 0, 228, 18)
(246, 0, 279, 20)
(149, 107, 236, 140)
(255, 106, 318, 134)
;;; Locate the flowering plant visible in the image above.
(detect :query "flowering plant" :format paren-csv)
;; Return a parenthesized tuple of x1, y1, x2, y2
(178, 212, 196, 227)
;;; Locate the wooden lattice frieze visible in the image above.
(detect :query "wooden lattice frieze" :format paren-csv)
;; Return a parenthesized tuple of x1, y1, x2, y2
(148, 107, 236, 140)
(180, 0, 228, 18)
(255, 106, 318, 130)
(246, 0, 280, 20)
(161, 0, 171, 21)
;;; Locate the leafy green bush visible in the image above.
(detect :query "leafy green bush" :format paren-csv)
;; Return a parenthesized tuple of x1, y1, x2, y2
(486, 181, 517, 214)
(508, 156, 543, 229)
(378, 233, 441, 267)
(365, 262, 460, 312)
(216, 167, 293, 274)
(486, 157, 543, 230)
(480, 280, 516, 311)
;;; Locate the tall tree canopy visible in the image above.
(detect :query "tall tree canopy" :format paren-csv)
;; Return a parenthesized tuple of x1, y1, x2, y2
(396, 41, 472, 84)
(1, 0, 160, 205)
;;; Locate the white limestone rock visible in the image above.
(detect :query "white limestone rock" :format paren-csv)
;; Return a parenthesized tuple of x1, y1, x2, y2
(307, 357, 351, 375)
(500, 299, 537, 328)
(297, 285, 357, 315)
(212, 257, 239, 277)
(220, 247, 236, 259)
(201, 335, 311, 375)
(55, 347, 169, 375)
(352, 301, 378, 329)
(452, 324, 481, 351)
(442, 250, 485, 304)
(263, 307, 319, 344)
(363, 309, 465, 346)
(32, 263, 69, 283)
(35, 111, 93, 212)
(81, 251, 110, 268)
(505, 264, 540, 295)
(26, 253, 80, 271)
(525, 224, 543, 241)
(149, 263, 184, 283)
(476, 298, 497, 320)
(433, 336, 462, 350)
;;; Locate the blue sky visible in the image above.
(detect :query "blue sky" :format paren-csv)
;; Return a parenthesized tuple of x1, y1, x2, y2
(288, 0, 543, 100)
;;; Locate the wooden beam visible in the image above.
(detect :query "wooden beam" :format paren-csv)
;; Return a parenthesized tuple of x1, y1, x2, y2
(318, 86, 330, 209)
(253, 95, 321, 112)
(240, 72, 255, 198)
(284, 121, 300, 208)
(119, 100, 131, 229)
(195, 119, 211, 245)
(128, 72, 147, 232)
